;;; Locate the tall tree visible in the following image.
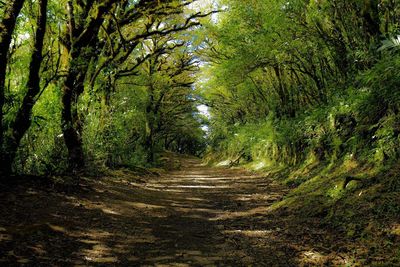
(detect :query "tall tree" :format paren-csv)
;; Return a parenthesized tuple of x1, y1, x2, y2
(60, 0, 214, 172)
(140, 37, 199, 162)
(0, 0, 25, 175)
(1, 0, 49, 175)
(60, 0, 117, 172)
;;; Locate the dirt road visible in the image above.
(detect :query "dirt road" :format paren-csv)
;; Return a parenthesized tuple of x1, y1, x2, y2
(0, 156, 348, 266)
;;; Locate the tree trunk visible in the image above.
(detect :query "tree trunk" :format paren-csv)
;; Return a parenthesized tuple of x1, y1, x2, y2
(145, 101, 156, 163)
(0, 0, 26, 175)
(60, 0, 115, 173)
(61, 67, 86, 173)
(145, 130, 155, 163)
(2, 0, 48, 175)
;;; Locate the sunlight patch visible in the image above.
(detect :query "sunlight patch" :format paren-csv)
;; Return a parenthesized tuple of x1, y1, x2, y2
(224, 229, 273, 237)
(185, 197, 205, 201)
(390, 223, 400, 236)
(236, 193, 281, 202)
(127, 202, 165, 210)
(73, 229, 113, 239)
(210, 206, 270, 220)
(171, 185, 229, 189)
(82, 244, 118, 263)
(216, 160, 231, 167)
(48, 224, 67, 233)
(101, 208, 120, 215)
(300, 250, 326, 265)
(253, 162, 266, 170)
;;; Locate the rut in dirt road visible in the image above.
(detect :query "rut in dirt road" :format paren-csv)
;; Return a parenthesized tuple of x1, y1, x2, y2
(0, 156, 338, 266)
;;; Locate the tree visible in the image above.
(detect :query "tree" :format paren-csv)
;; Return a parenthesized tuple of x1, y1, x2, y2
(59, 0, 215, 172)
(0, 0, 214, 175)
(199, 0, 400, 165)
(0, 0, 25, 175)
(1, 0, 49, 175)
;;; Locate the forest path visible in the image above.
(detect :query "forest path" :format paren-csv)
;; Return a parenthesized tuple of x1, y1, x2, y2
(0, 156, 345, 266)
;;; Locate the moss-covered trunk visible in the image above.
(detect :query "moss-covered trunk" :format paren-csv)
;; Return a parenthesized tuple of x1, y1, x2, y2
(0, 0, 26, 175)
(60, 0, 115, 173)
(3, 0, 48, 175)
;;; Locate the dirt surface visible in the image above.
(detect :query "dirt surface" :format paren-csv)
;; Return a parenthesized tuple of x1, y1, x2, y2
(0, 156, 363, 266)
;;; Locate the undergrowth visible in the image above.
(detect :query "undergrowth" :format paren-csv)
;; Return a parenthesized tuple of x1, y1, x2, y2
(205, 53, 400, 265)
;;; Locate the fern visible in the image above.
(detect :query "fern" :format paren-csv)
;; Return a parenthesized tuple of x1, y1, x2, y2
(378, 35, 400, 52)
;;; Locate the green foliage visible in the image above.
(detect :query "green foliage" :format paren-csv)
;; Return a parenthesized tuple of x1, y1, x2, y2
(1, 0, 211, 175)
(82, 92, 148, 170)
(14, 84, 68, 175)
(201, 0, 400, 187)
(379, 35, 400, 52)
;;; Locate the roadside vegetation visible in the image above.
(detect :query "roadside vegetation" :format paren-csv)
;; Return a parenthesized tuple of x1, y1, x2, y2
(200, 1, 400, 264)
(0, 0, 399, 265)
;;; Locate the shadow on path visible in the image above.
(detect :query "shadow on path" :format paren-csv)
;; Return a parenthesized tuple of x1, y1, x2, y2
(0, 156, 350, 266)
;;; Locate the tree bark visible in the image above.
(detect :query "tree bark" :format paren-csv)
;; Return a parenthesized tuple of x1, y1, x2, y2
(0, 0, 25, 175)
(2, 0, 48, 174)
(60, 0, 115, 173)
(61, 58, 87, 173)
(145, 92, 156, 163)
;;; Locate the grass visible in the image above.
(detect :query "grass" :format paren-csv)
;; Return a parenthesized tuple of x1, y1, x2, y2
(210, 151, 400, 265)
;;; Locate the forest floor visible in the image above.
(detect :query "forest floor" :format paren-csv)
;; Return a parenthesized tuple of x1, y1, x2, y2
(0, 155, 398, 266)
